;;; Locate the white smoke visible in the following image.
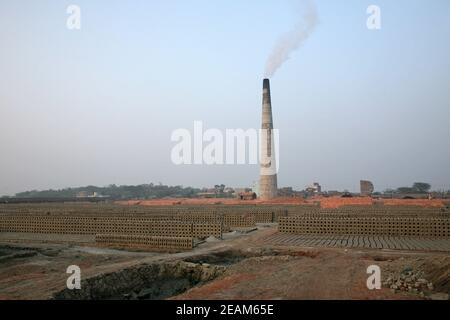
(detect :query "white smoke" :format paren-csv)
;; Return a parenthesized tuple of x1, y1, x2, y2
(264, 0, 318, 78)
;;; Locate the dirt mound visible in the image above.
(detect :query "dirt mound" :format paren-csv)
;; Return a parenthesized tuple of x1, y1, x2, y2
(313, 197, 373, 208)
(382, 199, 445, 207)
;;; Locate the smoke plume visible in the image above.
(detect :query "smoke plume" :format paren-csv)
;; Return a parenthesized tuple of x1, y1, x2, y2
(264, 0, 318, 78)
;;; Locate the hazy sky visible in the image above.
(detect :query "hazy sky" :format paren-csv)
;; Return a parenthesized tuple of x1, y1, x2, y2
(1, 0, 449, 196)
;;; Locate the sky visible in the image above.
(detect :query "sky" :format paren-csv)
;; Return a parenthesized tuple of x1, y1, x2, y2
(0, 0, 449, 195)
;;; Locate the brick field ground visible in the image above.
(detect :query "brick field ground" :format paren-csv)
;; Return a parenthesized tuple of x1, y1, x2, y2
(264, 233, 450, 252)
(1, 225, 449, 300)
(0, 202, 449, 300)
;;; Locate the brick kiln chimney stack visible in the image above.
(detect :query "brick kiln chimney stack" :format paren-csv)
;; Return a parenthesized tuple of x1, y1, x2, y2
(259, 79, 278, 200)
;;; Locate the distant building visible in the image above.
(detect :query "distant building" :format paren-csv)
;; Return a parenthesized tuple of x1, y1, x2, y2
(360, 180, 374, 196)
(197, 185, 233, 198)
(278, 187, 294, 197)
(233, 188, 252, 198)
(306, 182, 322, 194)
(197, 192, 218, 199)
(76, 191, 89, 198)
(278, 187, 305, 198)
(223, 187, 234, 194)
(76, 191, 105, 198)
(238, 192, 257, 200)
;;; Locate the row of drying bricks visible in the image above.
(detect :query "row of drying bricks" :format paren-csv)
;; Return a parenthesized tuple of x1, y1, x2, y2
(287, 209, 449, 216)
(0, 216, 252, 236)
(0, 213, 271, 250)
(279, 216, 450, 237)
(0, 211, 281, 228)
(0, 206, 288, 215)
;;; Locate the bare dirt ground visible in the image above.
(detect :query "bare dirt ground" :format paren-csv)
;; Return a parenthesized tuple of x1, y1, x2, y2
(1, 225, 449, 300)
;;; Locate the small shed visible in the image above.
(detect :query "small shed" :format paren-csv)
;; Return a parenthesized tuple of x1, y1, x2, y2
(239, 192, 257, 200)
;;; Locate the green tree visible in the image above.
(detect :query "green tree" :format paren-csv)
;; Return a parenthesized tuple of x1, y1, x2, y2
(397, 187, 414, 194)
(412, 182, 431, 193)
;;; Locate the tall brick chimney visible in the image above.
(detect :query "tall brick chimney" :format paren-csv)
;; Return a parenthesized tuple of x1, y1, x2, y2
(259, 79, 278, 199)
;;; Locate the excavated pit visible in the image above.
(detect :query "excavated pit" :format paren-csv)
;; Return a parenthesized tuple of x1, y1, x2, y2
(53, 249, 284, 300)
(184, 250, 259, 266)
(0, 245, 38, 263)
(184, 248, 288, 266)
(53, 261, 226, 300)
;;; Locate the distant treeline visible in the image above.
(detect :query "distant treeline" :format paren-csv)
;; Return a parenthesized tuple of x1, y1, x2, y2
(384, 183, 447, 195)
(13, 184, 201, 200)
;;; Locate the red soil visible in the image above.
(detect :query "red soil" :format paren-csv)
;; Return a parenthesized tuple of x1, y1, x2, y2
(313, 197, 373, 208)
(382, 199, 445, 207)
(116, 197, 446, 208)
(116, 197, 307, 207)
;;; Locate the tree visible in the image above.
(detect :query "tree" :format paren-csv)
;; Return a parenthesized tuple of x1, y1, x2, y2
(214, 184, 225, 194)
(412, 182, 431, 194)
(397, 187, 414, 194)
(14, 183, 202, 200)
